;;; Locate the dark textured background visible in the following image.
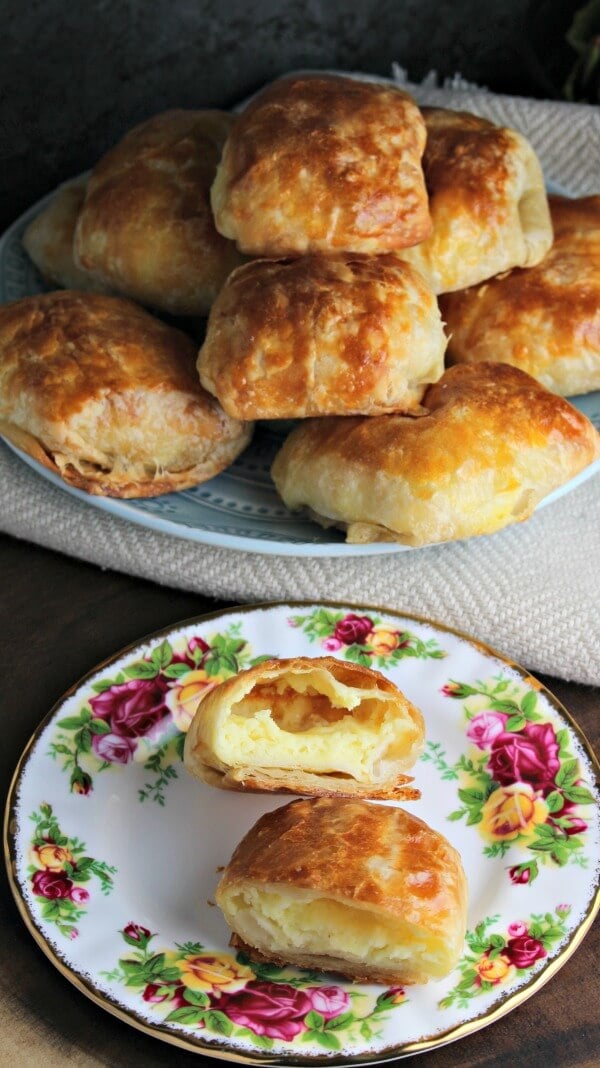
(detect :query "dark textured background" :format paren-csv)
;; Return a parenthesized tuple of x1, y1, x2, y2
(1, 0, 571, 231)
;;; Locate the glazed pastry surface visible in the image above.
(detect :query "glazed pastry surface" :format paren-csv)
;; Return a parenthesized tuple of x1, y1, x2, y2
(198, 253, 446, 419)
(73, 109, 244, 315)
(400, 108, 553, 293)
(22, 179, 111, 293)
(217, 796, 468, 984)
(0, 291, 252, 497)
(211, 74, 431, 255)
(440, 195, 600, 395)
(271, 362, 600, 545)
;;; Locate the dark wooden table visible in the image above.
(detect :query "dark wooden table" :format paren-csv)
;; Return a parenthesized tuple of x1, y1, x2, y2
(1, 532, 598, 1067)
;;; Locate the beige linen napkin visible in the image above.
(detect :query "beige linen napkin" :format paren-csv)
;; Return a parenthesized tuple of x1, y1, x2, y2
(1, 72, 599, 685)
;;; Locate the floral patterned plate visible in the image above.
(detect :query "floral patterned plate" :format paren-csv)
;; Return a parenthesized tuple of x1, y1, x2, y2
(1, 179, 600, 557)
(5, 602, 599, 1063)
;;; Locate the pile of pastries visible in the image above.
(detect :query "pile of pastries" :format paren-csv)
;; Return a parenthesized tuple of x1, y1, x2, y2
(183, 655, 468, 985)
(1, 73, 598, 544)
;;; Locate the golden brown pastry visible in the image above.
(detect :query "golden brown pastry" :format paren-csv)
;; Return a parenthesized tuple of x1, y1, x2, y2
(216, 797, 468, 984)
(73, 110, 244, 315)
(440, 195, 600, 396)
(399, 108, 553, 293)
(272, 362, 600, 545)
(22, 179, 111, 293)
(198, 254, 446, 419)
(0, 291, 252, 497)
(184, 656, 425, 798)
(211, 74, 432, 256)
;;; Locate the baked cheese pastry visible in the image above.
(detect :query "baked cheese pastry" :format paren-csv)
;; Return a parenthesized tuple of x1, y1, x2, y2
(73, 110, 244, 316)
(216, 797, 468, 984)
(440, 195, 600, 396)
(198, 254, 446, 419)
(211, 74, 432, 256)
(184, 656, 425, 798)
(271, 362, 600, 545)
(22, 179, 111, 293)
(399, 108, 553, 293)
(0, 291, 252, 497)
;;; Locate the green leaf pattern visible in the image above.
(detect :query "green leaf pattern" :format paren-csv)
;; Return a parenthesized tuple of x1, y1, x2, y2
(47, 626, 269, 805)
(102, 926, 407, 1049)
(27, 803, 116, 939)
(434, 675, 596, 883)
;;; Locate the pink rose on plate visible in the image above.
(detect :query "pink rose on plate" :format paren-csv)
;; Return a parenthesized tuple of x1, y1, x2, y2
(307, 986, 350, 1019)
(508, 921, 528, 938)
(504, 935, 547, 969)
(92, 733, 137, 764)
(322, 637, 343, 652)
(466, 712, 508, 749)
(70, 886, 90, 904)
(217, 981, 312, 1041)
(32, 870, 73, 899)
(90, 676, 170, 741)
(333, 614, 374, 646)
(488, 722, 560, 794)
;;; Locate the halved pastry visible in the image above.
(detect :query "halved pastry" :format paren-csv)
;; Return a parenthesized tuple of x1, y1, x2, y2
(271, 362, 600, 545)
(211, 74, 431, 256)
(197, 254, 446, 419)
(0, 291, 252, 498)
(22, 179, 112, 294)
(73, 109, 244, 316)
(399, 108, 553, 293)
(183, 656, 425, 798)
(216, 796, 468, 984)
(440, 195, 600, 396)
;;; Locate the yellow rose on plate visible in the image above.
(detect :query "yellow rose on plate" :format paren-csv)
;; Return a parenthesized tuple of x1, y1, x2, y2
(177, 953, 253, 994)
(475, 954, 513, 984)
(166, 670, 223, 732)
(32, 843, 74, 871)
(480, 783, 548, 841)
(367, 628, 400, 656)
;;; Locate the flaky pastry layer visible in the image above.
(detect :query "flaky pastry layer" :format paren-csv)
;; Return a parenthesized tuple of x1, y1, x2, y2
(184, 656, 424, 798)
(211, 74, 431, 255)
(73, 109, 244, 315)
(271, 362, 600, 545)
(440, 195, 600, 396)
(399, 108, 553, 293)
(198, 253, 446, 419)
(217, 797, 468, 984)
(0, 291, 252, 497)
(22, 179, 112, 294)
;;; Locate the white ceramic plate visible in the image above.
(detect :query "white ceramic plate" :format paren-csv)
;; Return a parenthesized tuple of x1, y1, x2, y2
(5, 603, 599, 1063)
(1, 179, 600, 557)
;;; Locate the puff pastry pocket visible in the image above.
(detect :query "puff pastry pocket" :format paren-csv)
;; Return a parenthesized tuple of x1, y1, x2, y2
(22, 179, 112, 294)
(441, 195, 600, 396)
(271, 362, 600, 546)
(399, 108, 553, 293)
(0, 291, 252, 498)
(73, 110, 244, 316)
(216, 797, 468, 984)
(197, 254, 447, 419)
(211, 74, 432, 256)
(183, 656, 425, 798)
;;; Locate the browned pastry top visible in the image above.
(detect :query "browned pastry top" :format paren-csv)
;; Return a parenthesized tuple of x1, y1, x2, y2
(211, 74, 432, 255)
(73, 109, 243, 315)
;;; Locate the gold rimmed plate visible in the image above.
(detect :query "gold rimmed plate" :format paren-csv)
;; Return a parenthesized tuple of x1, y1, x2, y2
(4, 602, 599, 1063)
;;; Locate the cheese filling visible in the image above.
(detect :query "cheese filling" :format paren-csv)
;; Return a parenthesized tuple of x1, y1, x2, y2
(209, 669, 419, 782)
(220, 885, 447, 978)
